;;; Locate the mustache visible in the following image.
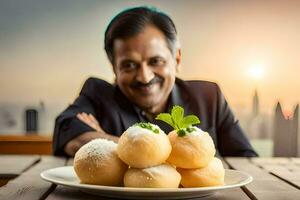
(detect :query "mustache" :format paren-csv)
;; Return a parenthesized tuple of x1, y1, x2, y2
(131, 76, 164, 88)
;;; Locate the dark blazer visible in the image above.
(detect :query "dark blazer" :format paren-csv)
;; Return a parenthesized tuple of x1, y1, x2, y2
(53, 77, 257, 157)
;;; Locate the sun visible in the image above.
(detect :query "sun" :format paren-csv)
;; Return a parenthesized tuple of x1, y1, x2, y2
(247, 64, 265, 80)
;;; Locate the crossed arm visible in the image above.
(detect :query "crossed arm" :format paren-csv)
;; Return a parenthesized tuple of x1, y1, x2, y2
(64, 112, 119, 156)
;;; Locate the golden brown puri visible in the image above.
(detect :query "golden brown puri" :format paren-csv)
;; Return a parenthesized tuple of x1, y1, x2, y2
(167, 128, 216, 169)
(117, 124, 171, 168)
(74, 139, 128, 186)
(124, 163, 181, 188)
(177, 157, 225, 187)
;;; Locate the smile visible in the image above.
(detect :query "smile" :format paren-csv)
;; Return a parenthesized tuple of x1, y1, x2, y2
(133, 83, 158, 94)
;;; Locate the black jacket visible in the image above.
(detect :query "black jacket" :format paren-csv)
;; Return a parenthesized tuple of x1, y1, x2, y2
(53, 77, 257, 157)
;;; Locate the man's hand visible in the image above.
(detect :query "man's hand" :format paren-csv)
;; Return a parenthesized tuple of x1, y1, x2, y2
(76, 112, 102, 132)
(64, 113, 119, 156)
(64, 131, 101, 157)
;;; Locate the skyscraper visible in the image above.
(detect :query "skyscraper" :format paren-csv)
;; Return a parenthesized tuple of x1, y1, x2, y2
(273, 103, 299, 156)
(252, 89, 259, 117)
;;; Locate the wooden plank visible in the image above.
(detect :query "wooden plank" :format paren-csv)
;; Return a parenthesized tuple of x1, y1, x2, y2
(0, 155, 40, 178)
(226, 157, 300, 199)
(251, 157, 290, 165)
(0, 135, 52, 142)
(0, 156, 66, 200)
(255, 162, 300, 188)
(202, 188, 250, 200)
(0, 142, 52, 155)
(225, 157, 277, 180)
(286, 164, 300, 172)
(0, 135, 52, 155)
(246, 191, 300, 200)
(225, 157, 250, 165)
(45, 186, 108, 200)
(291, 158, 300, 165)
(253, 157, 300, 172)
(245, 179, 296, 191)
(295, 181, 300, 187)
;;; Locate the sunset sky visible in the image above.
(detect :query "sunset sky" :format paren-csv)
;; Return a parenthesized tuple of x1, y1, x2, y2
(1, 0, 300, 116)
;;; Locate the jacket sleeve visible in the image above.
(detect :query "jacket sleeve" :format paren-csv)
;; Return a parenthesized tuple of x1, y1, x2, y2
(215, 85, 258, 157)
(52, 79, 98, 156)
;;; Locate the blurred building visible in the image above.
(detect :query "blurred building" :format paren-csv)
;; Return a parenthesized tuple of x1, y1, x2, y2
(242, 90, 272, 140)
(273, 103, 299, 157)
(253, 90, 259, 117)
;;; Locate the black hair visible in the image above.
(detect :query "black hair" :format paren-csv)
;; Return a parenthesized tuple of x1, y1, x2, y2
(104, 6, 178, 64)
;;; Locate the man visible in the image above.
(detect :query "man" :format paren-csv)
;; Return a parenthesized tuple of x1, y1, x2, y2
(53, 6, 257, 157)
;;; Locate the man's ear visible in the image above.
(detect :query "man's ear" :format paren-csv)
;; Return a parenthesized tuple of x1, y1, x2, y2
(175, 48, 181, 72)
(112, 64, 118, 85)
(112, 63, 117, 74)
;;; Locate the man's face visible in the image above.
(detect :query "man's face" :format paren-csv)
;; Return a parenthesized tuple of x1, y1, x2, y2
(113, 25, 180, 112)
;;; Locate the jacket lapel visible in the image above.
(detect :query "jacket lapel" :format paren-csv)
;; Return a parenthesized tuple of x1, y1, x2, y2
(172, 78, 196, 117)
(114, 87, 140, 130)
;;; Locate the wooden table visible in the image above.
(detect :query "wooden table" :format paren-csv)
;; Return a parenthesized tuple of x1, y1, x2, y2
(0, 135, 52, 154)
(0, 155, 299, 200)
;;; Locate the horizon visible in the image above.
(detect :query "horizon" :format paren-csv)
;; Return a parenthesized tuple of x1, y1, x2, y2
(1, 0, 300, 132)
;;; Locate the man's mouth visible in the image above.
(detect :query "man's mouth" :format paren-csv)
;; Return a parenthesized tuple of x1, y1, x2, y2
(134, 83, 157, 94)
(131, 76, 163, 94)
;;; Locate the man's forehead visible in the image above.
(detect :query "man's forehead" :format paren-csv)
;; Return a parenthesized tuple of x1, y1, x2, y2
(113, 26, 171, 59)
(115, 40, 169, 59)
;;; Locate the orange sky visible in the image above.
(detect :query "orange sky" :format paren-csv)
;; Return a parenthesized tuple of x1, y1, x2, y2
(1, 0, 300, 115)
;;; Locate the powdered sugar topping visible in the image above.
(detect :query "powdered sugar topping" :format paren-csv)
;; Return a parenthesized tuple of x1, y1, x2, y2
(126, 124, 164, 139)
(75, 138, 117, 162)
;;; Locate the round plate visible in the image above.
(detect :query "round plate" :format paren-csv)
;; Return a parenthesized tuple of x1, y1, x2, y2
(41, 166, 252, 199)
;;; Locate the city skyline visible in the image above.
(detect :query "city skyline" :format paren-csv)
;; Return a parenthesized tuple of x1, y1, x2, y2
(1, 0, 300, 121)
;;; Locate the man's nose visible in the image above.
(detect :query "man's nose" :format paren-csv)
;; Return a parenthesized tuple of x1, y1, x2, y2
(135, 64, 155, 84)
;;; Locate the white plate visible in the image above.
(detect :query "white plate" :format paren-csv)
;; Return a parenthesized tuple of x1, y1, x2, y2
(41, 166, 252, 199)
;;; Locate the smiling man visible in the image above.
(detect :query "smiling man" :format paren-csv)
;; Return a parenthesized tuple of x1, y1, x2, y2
(113, 25, 179, 119)
(53, 6, 257, 157)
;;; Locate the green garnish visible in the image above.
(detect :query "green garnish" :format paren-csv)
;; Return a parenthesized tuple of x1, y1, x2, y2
(155, 105, 200, 137)
(186, 127, 196, 133)
(134, 122, 160, 134)
(177, 129, 186, 137)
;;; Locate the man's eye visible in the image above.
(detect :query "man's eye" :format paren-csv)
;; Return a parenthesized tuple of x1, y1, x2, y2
(121, 62, 137, 71)
(149, 58, 165, 66)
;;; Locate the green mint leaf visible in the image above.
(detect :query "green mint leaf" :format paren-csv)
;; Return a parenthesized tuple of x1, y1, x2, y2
(177, 129, 186, 137)
(171, 105, 184, 129)
(155, 113, 176, 129)
(155, 105, 201, 135)
(180, 115, 200, 128)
